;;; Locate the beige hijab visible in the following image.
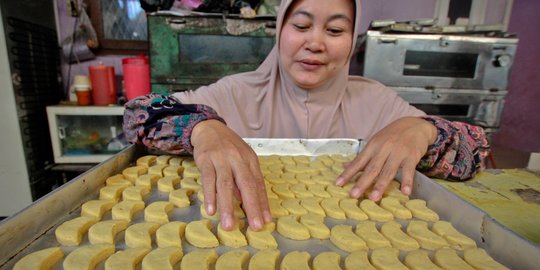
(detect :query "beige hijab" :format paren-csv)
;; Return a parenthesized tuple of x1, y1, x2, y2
(173, 0, 424, 139)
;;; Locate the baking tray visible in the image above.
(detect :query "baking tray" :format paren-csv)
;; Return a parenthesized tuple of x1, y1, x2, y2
(0, 139, 539, 269)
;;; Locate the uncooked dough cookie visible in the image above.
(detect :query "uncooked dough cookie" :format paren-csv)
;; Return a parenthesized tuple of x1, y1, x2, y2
(55, 216, 98, 246)
(88, 220, 128, 245)
(299, 213, 330, 239)
(359, 199, 393, 222)
(380, 221, 420, 251)
(13, 247, 64, 270)
(156, 154, 173, 165)
(290, 183, 313, 198)
(307, 183, 331, 198)
(321, 197, 346, 219)
(355, 221, 391, 249)
(125, 222, 160, 248)
(144, 201, 174, 224)
(122, 166, 148, 182)
(344, 250, 376, 270)
(370, 247, 409, 270)
(215, 249, 250, 270)
(340, 198, 368, 221)
(63, 244, 115, 270)
(406, 220, 449, 250)
(280, 251, 311, 270)
(168, 156, 186, 166)
(268, 198, 289, 217)
(246, 222, 278, 249)
(281, 198, 308, 215)
(185, 219, 219, 248)
(180, 249, 218, 270)
(272, 183, 295, 199)
(379, 197, 412, 219)
(463, 248, 509, 270)
(80, 200, 116, 220)
(405, 199, 439, 222)
(183, 166, 201, 179)
(105, 174, 132, 187)
(104, 247, 150, 270)
(433, 247, 475, 270)
(148, 164, 168, 176)
(136, 155, 157, 167)
(217, 222, 248, 248)
(122, 186, 151, 201)
(141, 247, 183, 270)
(157, 175, 180, 192)
(326, 184, 349, 198)
(404, 250, 443, 270)
(300, 197, 325, 216)
(135, 174, 161, 188)
(431, 220, 477, 250)
(330, 224, 367, 252)
(180, 177, 201, 192)
(169, 188, 194, 208)
(277, 215, 310, 240)
(156, 221, 187, 248)
(163, 165, 184, 177)
(99, 185, 128, 202)
(313, 252, 341, 270)
(248, 248, 280, 270)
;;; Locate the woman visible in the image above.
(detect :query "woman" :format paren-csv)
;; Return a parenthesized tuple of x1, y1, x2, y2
(124, 0, 489, 231)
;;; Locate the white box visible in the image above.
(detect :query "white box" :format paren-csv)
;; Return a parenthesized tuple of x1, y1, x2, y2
(46, 105, 126, 163)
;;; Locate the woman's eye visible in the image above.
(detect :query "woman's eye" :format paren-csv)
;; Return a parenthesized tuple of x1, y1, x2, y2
(327, 28, 344, 35)
(293, 24, 310, 31)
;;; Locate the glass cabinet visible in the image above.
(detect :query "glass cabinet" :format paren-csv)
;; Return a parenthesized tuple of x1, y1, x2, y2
(46, 106, 128, 163)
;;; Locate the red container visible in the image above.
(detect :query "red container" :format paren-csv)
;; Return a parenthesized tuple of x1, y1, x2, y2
(123, 55, 150, 101)
(89, 63, 117, 105)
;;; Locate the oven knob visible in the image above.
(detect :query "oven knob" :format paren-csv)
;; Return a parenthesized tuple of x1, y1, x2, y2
(493, 54, 512, 67)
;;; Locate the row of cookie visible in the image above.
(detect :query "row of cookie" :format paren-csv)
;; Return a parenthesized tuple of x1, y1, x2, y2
(16, 242, 507, 270)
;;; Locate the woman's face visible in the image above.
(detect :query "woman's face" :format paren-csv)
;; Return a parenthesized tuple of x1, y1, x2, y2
(279, 0, 354, 89)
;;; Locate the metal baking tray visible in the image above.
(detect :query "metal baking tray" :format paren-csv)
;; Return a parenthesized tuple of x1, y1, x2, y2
(0, 139, 539, 269)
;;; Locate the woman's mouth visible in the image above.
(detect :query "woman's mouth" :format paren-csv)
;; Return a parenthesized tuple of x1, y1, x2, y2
(299, 59, 324, 70)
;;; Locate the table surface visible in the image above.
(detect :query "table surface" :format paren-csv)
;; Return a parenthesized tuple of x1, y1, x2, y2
(433, 169, 540, 245)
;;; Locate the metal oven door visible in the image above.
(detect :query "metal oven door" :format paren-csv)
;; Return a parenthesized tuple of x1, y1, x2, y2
(394, 88, 506, 133)
(363, 31, 517, 91)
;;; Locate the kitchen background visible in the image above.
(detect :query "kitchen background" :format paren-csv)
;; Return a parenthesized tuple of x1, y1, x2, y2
(0, 0, 539, 217)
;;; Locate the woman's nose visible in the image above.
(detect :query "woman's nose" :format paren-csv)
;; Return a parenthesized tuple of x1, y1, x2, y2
(304, 30, 325, 52)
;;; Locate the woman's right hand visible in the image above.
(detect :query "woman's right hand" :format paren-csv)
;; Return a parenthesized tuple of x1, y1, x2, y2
(190, 120, 272, 231)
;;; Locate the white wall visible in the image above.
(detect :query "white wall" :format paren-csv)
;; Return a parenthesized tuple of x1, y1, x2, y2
(0, 11, 33, 216)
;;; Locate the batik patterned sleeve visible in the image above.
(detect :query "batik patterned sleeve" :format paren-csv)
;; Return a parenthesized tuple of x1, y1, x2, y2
(123, 93, 225, 154)
(416, 115, 490, 181)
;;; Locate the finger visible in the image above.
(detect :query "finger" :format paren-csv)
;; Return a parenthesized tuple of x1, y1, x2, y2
(349, 149, 389, 198)
(249, 159, 272, 223)
(336, 151, 370, 186)
(215, 169, 236, 230)
(198, 160, 217, 216)
(232, 162, 264, 231)
(369, 155, 403, 201)
(232, 184, 242, 201)
(399, 159, 417, 196)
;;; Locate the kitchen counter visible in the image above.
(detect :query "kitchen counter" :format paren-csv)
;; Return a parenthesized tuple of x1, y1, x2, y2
(433, 169, 540, 245)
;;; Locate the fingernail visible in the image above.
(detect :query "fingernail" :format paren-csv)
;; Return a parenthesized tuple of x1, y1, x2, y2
(206, 203, 214, 215)
(252, 217, 262, 230)
(336, 177, 345, 186)
(222, 216, 232, 230)
(263, 210, 273, 223)
(369, 190, 380, 201)
(350, 187, 361, 198)
(402, 185, 411, 195)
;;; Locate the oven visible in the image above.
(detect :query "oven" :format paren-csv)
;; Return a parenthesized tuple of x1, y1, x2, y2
(358, 30, 518, 133)
(148, 13, 276, 93)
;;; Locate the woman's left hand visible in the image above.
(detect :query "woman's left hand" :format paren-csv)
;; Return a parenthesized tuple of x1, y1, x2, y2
(336, 117, 437, 201)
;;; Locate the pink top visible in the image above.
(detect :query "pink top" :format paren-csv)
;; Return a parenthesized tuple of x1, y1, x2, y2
(173, 0, 424, 140)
